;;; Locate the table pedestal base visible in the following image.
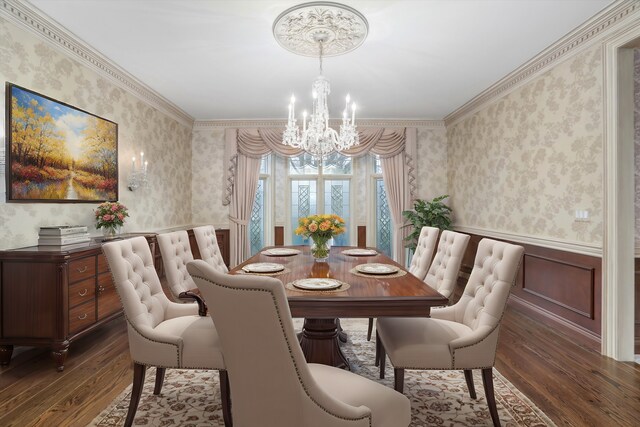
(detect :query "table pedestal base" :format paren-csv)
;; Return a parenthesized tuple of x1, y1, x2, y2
(299, 318, 350, 370)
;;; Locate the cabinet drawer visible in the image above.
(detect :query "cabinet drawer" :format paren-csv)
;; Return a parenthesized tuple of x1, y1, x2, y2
(97, 273, 121, 319)
(97, 253, 110, 274)
(69, 277, 96, 308)
(69, 257, 96, 283)
(69, 300, 96, 334)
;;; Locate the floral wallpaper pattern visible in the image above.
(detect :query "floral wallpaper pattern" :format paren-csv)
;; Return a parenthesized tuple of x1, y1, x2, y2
(447, 45, 603, 245)
(634, 49, 640, 249)
(0, 17, 193, 250)
(416, 128, 448, 203)
(191, 127, 228, 227)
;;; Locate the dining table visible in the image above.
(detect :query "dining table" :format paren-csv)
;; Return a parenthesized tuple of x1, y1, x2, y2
(229, 245, 449, 370)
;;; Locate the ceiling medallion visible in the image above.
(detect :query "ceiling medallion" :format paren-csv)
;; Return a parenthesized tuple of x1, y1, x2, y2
(272, 2, 369, 57)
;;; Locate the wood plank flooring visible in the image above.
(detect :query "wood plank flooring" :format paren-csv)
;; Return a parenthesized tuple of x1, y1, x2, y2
(1, 303, 639, 426)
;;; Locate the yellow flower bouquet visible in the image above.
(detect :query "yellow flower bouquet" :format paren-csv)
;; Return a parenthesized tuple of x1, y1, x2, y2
(295, 214, 346, 261)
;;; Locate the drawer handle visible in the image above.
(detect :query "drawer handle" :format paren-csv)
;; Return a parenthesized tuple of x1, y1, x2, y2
(98, 286, 105, 293)
(76, 266, 88, 273)
(78, 313, 88, 320)
(78, 289, 88, 297)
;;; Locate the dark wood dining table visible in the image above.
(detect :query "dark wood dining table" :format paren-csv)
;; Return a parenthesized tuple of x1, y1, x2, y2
(230, 245, 448, 370)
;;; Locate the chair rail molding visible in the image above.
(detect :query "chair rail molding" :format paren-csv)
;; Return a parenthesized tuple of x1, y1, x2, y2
(444, 0, 640, 126)
(193, 119, 445, 130)
(453, 226, 602, 257)
(0, 0, 194, 127)
(602, 15, 640, 362)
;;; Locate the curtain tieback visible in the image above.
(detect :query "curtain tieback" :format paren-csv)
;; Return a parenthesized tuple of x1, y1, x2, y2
(229, 215, 249, 226)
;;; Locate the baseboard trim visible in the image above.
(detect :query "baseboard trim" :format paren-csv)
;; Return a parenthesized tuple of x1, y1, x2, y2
(454, 226, 602, 257)
(509, 294, 601, 352)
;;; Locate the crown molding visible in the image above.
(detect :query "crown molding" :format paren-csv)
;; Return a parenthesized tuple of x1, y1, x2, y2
(193, 118, 445, 130)
(1, 0, 194, 127)
(444, 0, 640, 127)
(453, 225, 603, 257)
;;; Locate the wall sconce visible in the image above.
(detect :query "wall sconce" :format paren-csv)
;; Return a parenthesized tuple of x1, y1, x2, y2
(128, 151, 148, 191)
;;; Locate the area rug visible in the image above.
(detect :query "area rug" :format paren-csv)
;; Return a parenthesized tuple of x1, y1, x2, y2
(90, 320, 555, 426)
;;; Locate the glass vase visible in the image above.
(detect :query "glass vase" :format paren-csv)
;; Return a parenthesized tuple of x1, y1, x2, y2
(102, 225, 121, 240)
(310, 236, 332, 262)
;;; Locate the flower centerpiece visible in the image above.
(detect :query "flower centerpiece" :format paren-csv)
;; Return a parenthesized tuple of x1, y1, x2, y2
(95, 201, 129, 239)
(295, 214, 346, 262)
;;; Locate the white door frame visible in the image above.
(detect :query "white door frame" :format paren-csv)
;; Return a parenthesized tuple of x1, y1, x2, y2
(602, 20, 640, 361)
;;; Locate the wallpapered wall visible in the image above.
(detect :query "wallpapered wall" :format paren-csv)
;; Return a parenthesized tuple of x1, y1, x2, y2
(189, 126, 449, 241)
(447, 45, 603, 245)
(0, 17, 193, 250)
(634, 49, 640, 249)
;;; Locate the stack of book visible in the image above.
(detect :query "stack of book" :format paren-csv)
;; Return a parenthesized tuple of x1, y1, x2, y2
(38, 225, 91, 246)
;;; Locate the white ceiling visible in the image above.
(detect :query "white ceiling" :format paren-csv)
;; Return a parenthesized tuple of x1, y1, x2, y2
(28, 0, 613, 120)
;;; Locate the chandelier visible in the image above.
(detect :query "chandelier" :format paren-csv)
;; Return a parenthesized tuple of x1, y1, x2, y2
(273, 2, 369, 157)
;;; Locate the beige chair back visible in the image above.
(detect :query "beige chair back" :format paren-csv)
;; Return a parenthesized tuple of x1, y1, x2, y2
(424, 230, 470, 300)
(451, 238, 523, 332)
(408, 226, 439, 280)
(187, 260, 371, 427)
(193, 225, 228, 272)
(157, 230, 196, 298)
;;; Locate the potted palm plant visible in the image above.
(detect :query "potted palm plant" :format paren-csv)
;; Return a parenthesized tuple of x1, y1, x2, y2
(402, 195, 453, 252)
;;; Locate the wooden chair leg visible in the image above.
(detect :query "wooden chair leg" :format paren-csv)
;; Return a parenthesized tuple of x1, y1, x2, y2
(125, 363, 146, 427)
(220, 370, 233, 427)
(464, 369, 476, 399)
(379, 344, 386, 379)
(394, 368, 405, 393)
(374, 331, 381, 367)
(367, 318, 374, 341)
(153, 367, 166, 395)
(481, 368, 501, 427)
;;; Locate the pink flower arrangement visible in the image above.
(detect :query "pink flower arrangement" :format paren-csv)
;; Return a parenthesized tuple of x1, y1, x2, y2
(95, 201, 129, 232)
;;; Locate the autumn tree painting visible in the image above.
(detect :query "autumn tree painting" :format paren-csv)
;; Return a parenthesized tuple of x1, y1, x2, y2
(7, 84, 118, 201)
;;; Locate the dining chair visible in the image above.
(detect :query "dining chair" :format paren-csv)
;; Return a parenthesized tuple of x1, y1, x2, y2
(157, 230, 207, 315)
(102, 237, 231, 427)
(376, 238, 524, 427)
(193, 225, 229, 272)
(367, 225, 439, 341)
(187, 259, 411, 427)
(423, 230, 470, 301)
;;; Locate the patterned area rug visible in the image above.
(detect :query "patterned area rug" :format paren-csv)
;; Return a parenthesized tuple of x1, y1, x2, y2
(91, 320, 555, 426)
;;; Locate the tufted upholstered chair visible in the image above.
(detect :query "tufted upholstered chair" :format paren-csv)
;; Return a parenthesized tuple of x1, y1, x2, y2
(157, 230, 207, 315)
(193, 225, 229, 272)
(376, 238, 524, 427)
(102, 237, 231, 427)
(187, 259, 411, 427)
(367, 226, 440, 341)
(423, 230, 470, 301)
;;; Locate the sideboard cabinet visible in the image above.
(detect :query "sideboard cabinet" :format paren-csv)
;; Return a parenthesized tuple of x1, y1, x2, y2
(0, 234, 156, 371)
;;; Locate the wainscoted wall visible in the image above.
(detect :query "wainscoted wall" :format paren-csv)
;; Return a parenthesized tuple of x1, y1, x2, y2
(0, 17, 193, 250)
(636, 258, 640, 353)
(461, 233, 602, 348)
(447, 44, 603, 246)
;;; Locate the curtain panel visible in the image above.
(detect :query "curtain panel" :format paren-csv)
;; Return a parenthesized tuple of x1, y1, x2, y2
(223, 127, 417, 266)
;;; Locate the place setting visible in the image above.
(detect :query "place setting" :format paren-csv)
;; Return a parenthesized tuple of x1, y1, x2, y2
(350, 262, 407, 278)
(238, 262, 289, 276)
(341, 248, 378, 257)
(284, 278, 350, 293)
(261, 248, 302, 257)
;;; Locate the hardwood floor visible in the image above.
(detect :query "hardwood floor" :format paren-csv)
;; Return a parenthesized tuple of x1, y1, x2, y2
(1, 304, 639, 426)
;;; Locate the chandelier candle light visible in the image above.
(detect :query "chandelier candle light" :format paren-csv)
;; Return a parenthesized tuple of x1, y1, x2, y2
(275, 2, 369, 157)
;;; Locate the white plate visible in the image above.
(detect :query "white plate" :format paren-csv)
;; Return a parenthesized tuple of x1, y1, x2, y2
(242, 262, 285, 273)
(262, 248, 302, 256)
(292, 278, 342, 291)
(355, 263, 399, 275)
(342, 248, 378, 256)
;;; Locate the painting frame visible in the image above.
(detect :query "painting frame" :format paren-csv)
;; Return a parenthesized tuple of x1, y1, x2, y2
(5, 82, 119, 203)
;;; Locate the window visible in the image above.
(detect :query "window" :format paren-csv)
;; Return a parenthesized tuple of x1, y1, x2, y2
(249, 155, 271, 256)
(288, 153, 352, 245)
(372, 155, 393, 257)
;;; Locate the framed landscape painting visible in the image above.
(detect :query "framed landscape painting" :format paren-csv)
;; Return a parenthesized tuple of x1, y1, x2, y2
(5, 83, 118, 202)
